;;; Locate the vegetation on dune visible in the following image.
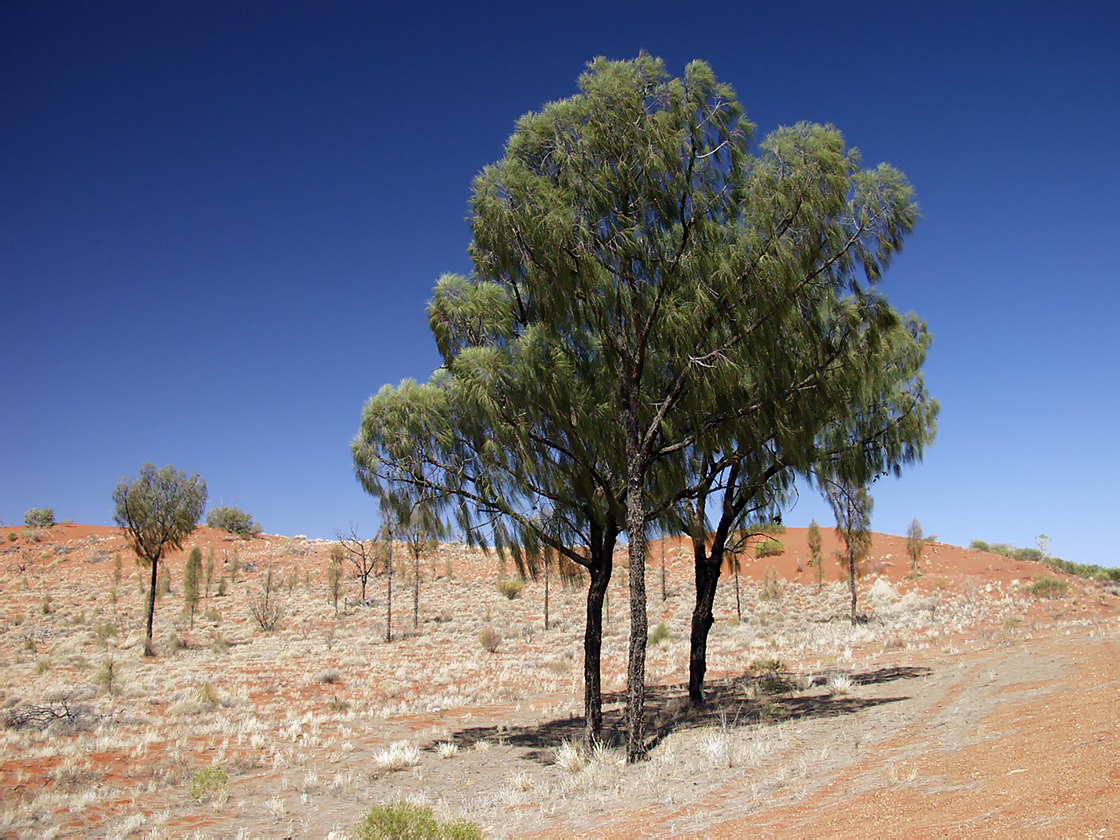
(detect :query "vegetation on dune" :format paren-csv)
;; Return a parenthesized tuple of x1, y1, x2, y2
(205, 505, 261, 538)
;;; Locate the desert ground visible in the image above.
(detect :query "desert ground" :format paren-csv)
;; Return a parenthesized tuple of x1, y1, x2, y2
(0, 522, 1116, 838)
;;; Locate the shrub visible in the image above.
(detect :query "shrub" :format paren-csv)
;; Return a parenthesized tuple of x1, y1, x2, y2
(496, 578, 524, 599)
(1027, 575, 1068, 599)
(187, 767, 229, 802)
(316, 668, 342, 685)
(24, 509, 55, 528)
(969, 539, 990, 552)
(249, 568, 285, 631)
(478, 626, 501, 653)
(755, 538, 784, 558)
(205, 505, 261, 538)
(354, 802, 481, 840)
(647, 622, 672, 646)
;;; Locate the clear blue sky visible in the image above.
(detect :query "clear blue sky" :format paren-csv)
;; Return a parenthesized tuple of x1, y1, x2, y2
(3, 2, 1117, 566)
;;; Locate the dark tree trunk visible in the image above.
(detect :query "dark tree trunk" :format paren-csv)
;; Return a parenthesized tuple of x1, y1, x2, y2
(688, 551, 721, 706)
(413, 552, 419, 628)
(144, 557, 158, 656)
(849, 558, 858, 625)
(583, 559, 610, 746)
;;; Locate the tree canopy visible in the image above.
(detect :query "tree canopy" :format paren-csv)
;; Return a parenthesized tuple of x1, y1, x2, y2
(354, 54, 934, 761)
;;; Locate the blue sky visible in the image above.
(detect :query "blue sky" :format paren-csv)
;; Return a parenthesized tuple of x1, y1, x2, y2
(2, 2, 1117, 566)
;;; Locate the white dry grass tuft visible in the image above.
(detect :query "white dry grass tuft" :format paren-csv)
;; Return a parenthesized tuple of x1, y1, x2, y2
(437, 740, 460, 759)
(555, 740, 587, 774)
(827, 673, 854, 695)
(373, 740, 421, 772)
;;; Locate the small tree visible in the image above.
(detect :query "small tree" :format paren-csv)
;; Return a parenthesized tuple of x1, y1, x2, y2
(400, 516, 440, 629)
(825, 481, 873, 626)
(807, 519, 824, 591)
(336, 525, 380, 603)
(906, 519, 925, 576)
(113, 463, 207, 655)
(184, 546, 202, 629)
(24, 508, 55, 528)
(327, 545, 344, 616)
(206, 505, 261, 537)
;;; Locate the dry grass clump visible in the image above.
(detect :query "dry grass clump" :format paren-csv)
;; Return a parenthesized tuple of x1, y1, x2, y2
(496, 578, 524, 600)
(478, 626, 502, 653)
(373, 740, 421, 772)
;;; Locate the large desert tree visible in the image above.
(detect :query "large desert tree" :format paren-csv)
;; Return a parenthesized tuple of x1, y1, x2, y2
(356, 55, 925, 761)
(113, 463, 206, 655)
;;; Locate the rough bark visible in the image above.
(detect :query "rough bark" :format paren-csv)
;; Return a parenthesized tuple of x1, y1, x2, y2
(144, 558, 158, 656)
(688, 551, 721, 705)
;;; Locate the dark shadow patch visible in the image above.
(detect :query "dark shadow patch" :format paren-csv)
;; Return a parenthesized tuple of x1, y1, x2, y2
(433, 663, 932, 764)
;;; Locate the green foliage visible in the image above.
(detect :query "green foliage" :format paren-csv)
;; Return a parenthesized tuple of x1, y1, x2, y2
(969, 539, 990, 552)
(747, 656, 783, 676)
(647, 622, 672, 646)
(496, 578, 524, 600)
(184, 547, 202, 628)
(354, 802, 482, 840)
(1027, 575, 1069, 599)
(205, 505, 261, 537)
(906, 519, 924, 575)
(755, 538, 784, 558)
(187, 767, 229, 802)
(113, 463, 206, 565)
(24, 508, 55, 528)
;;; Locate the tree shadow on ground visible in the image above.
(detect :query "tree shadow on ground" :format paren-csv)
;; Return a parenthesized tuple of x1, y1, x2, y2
(435, 664, 932, 764)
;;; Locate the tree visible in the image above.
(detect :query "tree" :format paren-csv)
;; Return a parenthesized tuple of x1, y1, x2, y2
(906, 518, 925, 576)
(113, 463, 207, 655)
(356, 55, 927, 760)
(400, 511, 442, 629)
(825, 480, 873, 625)
(336, 525, 380, 603)
(807, 519, 824, 590)
(206, 505, 261, 537)
(24, 508, 55, 528)
(184, 546, 202, 629)
(327, 545, 344, 616)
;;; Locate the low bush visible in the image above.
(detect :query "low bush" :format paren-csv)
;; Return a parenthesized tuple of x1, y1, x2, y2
(24, 509, 55, 528)
(496, 578, 524, 600)
(647, 622, 672, 646)
(206, 505, 261, 538)
(354, 802, 481, 839)
(1027, 575, 1068, 599)
(478, 626, 501, 653)
(187, 767, 229, 802)
(755, 538, 784, 558)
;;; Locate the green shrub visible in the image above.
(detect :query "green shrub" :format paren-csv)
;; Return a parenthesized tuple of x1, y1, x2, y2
(969, 539, 990, 552)
(755, 538, 784, 558)
(496, 578, 524, 600)
(187, 767, 229, 802)
(205, 506, 261, 537)
(354, 802, 481, 840)
(1027, 575, 1068, 599)
(647, 622, 672, 646)
(24, 509, 55, 528)
(760, 566, 784, 600)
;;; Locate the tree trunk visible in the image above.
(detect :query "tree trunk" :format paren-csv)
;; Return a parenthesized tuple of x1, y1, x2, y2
(624, 407, 649, 762)
(544, 560, 550, 631)
(386, 540, 393, 642)
(413, 552, 419, 628)
(144, 558, 158, 656)
(688, 552, 720, 706)
(583, 558, 611, 746)
(849, 557, 858, 625)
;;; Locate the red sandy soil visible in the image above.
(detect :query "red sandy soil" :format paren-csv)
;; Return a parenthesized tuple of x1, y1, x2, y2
(0, 523, 1116, 838)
